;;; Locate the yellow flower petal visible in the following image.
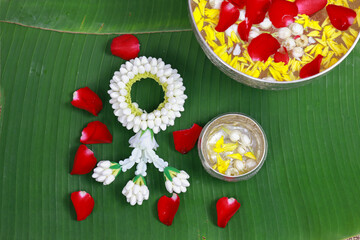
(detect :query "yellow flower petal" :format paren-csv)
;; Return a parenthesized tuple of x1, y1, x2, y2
(227, 153, 243, 161)
(215, 136, 224, 149)
(244, 152, 256, 160)
(221, 143, 238, 152)
(217, 154, 230, 174)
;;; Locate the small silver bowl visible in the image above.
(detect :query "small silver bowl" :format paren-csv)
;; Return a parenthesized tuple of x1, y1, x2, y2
(198, 113, 268, 182)
(187, 0, 360, 90)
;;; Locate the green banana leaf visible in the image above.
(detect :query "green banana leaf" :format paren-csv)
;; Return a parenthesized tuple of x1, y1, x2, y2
(1, 0, 360, 239)
(0, 0, 190, 33)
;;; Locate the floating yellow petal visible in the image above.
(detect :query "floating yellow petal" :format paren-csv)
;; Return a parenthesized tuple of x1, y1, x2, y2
(217, 154, 230, 174)
(227, 153, 243, 161)
(244, 152, 256, 160)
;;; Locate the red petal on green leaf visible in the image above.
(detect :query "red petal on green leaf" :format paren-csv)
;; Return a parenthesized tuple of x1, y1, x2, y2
(269, 0, 298, 28)
(157, 194, 180, 226)
(326, 5, 357, 31)
(80, 121, 113, 144)
(246, 0, 271, 24)
(295, 0, 327, 15)
(71, 87, 103, 116)
(215, 1, 240, 32)
(173, 124, 203, 154)
(70, 145, 97, 175)
(237, 19, 252, 42)
(248, 33, 281, 62)
(71, 191, 94, 221)
(274, 47, 289, 64)
(299, 55, 323, 78)
(228, 0, 246, 9)
(216, 197, 241, 228)
(111, 34, 140, 60)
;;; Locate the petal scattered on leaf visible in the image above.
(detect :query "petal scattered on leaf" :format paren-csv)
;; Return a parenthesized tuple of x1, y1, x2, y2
(173, 124, 203, 154)
(216, 197, 241, 228)
(71, 87, 103, 116)
(111, 34, 140, 60)
(70, 145, 97, 175)
(80, 121, 113, 144)
(157, 194, 180, 226)
(71, 191, 95, 221)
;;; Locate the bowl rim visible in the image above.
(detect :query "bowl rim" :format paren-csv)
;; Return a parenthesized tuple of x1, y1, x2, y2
(187, 0, 360, 85)
(198, 112, 268, 180)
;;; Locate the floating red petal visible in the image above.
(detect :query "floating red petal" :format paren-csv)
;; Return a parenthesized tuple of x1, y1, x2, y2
(299, 55, 323, 78)
(246, 0, 271, 24)
(80, 121, 113, 144)
(326, 4, 357, 31)
(157, 194, 180, 226)
(228, 0, 246, 9)
(173, 124, 203, 154)
(71, 87, 103, 116)
(269, 0, 298, 28)
(295, 0, 327, 15)
(111, 34, 140, 60)
(237, 19, 252, 42)
(248, 33, 281, 62)
(215, 1, 240, 32)
(274, 47, 290, 64)
(216, 197, 241, 228)
(71, 191, 95, 221)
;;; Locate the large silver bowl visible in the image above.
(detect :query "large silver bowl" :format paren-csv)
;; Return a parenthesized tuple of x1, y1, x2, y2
(188, 0, 360, 90)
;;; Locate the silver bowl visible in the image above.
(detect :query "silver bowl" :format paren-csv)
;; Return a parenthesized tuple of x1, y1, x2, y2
(187, 0, 360, 90)
(198, 113, 268, 182)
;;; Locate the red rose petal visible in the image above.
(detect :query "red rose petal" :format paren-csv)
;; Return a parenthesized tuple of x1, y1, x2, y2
(215, 1, 240, 32)
(71, 87, 103, 116)
(111, 34, 140, 60)
(299, 55, 323, 78)
(248, 33, 281, 62)
(237, 19, 252, 42)
(80, 121, 113, 144)
(228, 0, 246, 9)
(157, 194, 180, 226)
(216, 197, 241, 228)
(70, 145, 97, 175)
(274, 47, 289, 64)
(326, 5, 357, 31)
(269, 0, 298, 28)
(71, 191, 94, 221)
(246, 0, 271, 24)
(295, 0, 327, 15)
(173, 124, 203, 154)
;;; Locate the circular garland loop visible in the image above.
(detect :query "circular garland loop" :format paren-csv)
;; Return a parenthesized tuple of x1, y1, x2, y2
(109, 56, 187, 133)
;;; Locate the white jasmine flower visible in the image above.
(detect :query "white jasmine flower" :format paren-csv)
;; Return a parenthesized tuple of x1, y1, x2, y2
(92, 161, 121, 185)
(283, 38, 296, 51)
(259, 17, 272, 30)
(209, 0, 223, 9)
(164, 167, 190, 194)
(278, 27, 292, 39)
(122, 176, 149, 206)
(289, 23, 304, 36)
(292, 47, 304, 59)
(109, 57, 186, 133)
(129, 129, 158, 150)
(233, 44, 241, 56)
